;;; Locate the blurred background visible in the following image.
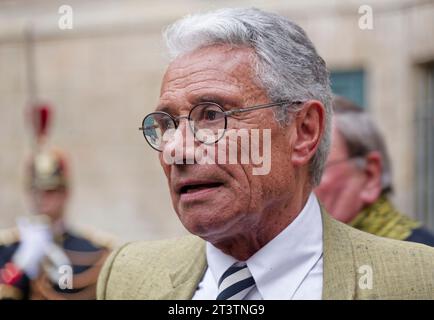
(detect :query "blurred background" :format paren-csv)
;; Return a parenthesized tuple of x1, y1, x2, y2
(1, 0, 433, 243)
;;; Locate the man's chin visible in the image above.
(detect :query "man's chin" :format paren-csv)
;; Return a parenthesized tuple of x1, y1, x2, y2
(177, 209, 231, 238)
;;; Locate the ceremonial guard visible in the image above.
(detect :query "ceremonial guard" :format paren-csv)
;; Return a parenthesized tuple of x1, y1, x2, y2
(0, 105, 114, 299)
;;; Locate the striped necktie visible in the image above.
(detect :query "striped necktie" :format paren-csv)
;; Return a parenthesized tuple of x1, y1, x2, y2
(216, 262, 256, 300)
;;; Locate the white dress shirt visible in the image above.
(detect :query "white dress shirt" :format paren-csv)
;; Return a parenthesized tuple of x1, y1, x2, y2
(192, 193, 323, 300)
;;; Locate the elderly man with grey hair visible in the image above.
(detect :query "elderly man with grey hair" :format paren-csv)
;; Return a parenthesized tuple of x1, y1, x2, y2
(316, 96, 434, 246)
(97, 8, 434, 300)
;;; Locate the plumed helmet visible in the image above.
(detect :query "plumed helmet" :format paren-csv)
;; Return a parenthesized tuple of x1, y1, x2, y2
(27, 148, 69, 191)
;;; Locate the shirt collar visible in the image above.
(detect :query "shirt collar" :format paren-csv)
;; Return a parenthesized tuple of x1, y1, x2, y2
(206, 193, 323, 299)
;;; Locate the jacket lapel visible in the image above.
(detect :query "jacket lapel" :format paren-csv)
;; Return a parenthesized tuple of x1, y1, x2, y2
(166, 238, 207, 299)
(321, 209, 357, 299)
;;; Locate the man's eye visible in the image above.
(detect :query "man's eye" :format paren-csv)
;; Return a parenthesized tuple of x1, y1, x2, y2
(158, 118, 172, 130)
(204, 109, 225, 121)
(205, 110, 217, 121)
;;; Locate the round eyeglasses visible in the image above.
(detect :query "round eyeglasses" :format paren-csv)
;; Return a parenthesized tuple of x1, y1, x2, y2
(139, 100, 302, 152)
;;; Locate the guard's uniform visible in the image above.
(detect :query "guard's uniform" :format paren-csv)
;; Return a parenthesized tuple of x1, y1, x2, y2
(0, 229, 29, 299)
(0, 227, 112, 299)
(0, 148, 114, 300)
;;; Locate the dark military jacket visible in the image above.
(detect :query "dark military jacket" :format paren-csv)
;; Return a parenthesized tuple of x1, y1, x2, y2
(0, 227, 112, 300)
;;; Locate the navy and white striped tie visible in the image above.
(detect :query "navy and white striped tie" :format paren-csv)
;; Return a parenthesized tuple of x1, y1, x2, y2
(216, 262, 256, 300)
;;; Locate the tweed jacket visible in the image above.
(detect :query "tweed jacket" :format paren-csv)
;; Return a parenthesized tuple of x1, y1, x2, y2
(97, 211, 434, 299)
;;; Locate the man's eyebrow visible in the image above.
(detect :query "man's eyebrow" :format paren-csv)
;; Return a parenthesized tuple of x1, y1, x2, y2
(192, 95, 238, 108)
(155, 95, 238, 113)
(195, 95, 224, 104)
(155, 105, 171, 113)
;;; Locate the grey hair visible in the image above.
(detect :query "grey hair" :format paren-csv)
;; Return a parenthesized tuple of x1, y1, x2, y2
(332, 96, 393, 194)
(163, 7, 332, 186)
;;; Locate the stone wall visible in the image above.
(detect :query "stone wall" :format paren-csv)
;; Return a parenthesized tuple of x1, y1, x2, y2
(1, 0, 433, 242)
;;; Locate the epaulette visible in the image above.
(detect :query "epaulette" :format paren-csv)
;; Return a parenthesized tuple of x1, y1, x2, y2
(70, 225, 117, 250)
(0, 284, 23, 300)
(0, 228, 20, 247)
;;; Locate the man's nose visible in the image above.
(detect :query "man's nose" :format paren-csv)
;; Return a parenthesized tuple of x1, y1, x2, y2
(162, 119, 196, 164)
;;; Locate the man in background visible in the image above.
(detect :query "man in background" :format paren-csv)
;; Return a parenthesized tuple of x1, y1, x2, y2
(0, 148, 113, 299)
(315, 95, 434, 246)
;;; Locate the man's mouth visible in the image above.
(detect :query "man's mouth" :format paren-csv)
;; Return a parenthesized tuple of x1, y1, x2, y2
(175, 179, 224, 202)
(179, 182, 223, 194)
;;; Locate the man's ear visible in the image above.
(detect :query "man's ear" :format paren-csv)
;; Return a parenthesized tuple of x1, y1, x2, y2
(291, 100, 325, 167)
(360, 151, 383, 205)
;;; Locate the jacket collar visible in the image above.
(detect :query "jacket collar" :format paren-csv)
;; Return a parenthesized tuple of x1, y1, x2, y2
(321, 209, 356, 299)
(167, 237, 207, 299)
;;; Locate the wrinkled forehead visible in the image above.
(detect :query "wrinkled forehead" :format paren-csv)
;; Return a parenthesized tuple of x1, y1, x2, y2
(160, 45, 258, 95)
